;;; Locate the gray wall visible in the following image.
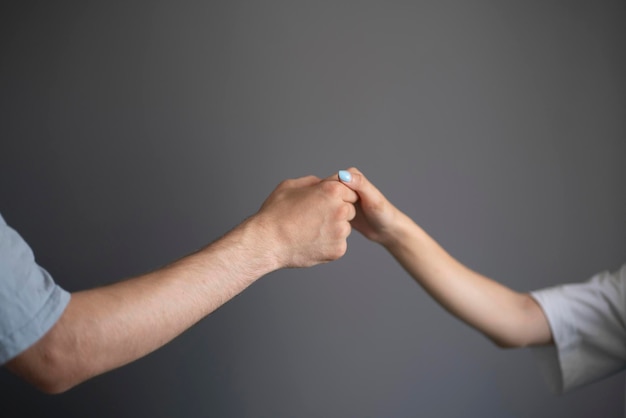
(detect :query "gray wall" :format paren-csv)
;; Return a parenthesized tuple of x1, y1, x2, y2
(1, 1, 625, 417)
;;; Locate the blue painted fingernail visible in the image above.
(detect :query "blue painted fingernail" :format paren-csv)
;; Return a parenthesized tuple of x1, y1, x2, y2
(338, 170, 351, 183)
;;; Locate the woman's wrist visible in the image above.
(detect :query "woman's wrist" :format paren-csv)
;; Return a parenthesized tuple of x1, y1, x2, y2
(375, 209, 415, 249)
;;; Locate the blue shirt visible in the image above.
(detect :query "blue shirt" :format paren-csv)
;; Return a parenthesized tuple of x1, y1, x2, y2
(0, 213, 70, 364)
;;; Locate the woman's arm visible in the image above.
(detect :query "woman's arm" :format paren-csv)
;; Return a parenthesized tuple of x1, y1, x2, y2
(338, 168, 553, 348)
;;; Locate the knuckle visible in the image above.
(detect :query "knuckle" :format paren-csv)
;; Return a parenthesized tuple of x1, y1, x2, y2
(334, 241, 348, 258)
(333, 222, 351, 239)
(336, 204, 350, 220)
(347, 204, 357, 220)
(278, 179, 293, 189)
(320, 180, 342, 197)
(341, 222, 352, 237)
(326, 243, 346, 260)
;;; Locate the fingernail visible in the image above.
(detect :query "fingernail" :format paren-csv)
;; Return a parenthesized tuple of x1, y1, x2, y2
(338, 170, 352, 183)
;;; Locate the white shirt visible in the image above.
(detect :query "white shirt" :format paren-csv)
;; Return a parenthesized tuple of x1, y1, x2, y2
(530, 264, 626, 409)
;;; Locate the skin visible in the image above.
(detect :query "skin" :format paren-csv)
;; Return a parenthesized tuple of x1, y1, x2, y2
(6, 174, 358, 394)
(338, 167, 553, 349)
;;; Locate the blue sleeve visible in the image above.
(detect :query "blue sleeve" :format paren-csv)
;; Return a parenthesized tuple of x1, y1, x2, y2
(0, 213, 71, 364)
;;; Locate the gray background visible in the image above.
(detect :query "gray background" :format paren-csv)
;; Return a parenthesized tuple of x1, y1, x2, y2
(1, 1, 625, 417)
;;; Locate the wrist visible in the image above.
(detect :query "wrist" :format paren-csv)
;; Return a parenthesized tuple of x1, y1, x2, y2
(238, 214, 286, 273)
(196, 215, 283, 283)
(376, 210, 416, 250)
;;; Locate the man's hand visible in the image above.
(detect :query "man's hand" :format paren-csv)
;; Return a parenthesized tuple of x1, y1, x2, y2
(252, 175, 358, 269)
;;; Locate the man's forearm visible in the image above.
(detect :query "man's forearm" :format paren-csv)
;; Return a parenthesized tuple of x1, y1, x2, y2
(7, 217, 277, 393)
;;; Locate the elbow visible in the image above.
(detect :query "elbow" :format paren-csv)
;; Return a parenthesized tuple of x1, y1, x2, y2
(8, 344, 85, 395)
(490, 337, 516, 349)
(34, 374, 81, 395)
(484, 294, 548, 350)
(27, 371, 82, 396)
(489, 336, 529, 349)
(34, 381, 74, 395)
(30, 373, 83, 396)
(10, 366, 80, 395)
(31, 349, 85, 395)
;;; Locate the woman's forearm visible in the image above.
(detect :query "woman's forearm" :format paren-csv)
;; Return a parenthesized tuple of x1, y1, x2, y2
(383, 212, 553, 348)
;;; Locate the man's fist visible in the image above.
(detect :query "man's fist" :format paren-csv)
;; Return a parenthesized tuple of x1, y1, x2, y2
(254, 175, 358, 268)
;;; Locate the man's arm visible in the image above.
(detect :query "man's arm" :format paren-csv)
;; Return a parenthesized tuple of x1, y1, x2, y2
(337, 168, 553, 348)
(6, 175, 357, 394)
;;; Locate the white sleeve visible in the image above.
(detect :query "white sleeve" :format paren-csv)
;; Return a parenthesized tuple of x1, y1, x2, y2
(530, 264, 626, 393)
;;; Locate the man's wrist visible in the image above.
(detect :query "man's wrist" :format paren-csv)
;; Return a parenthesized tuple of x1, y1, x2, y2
(194, 215, 283, 284)
(235, 214, 285, 275)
